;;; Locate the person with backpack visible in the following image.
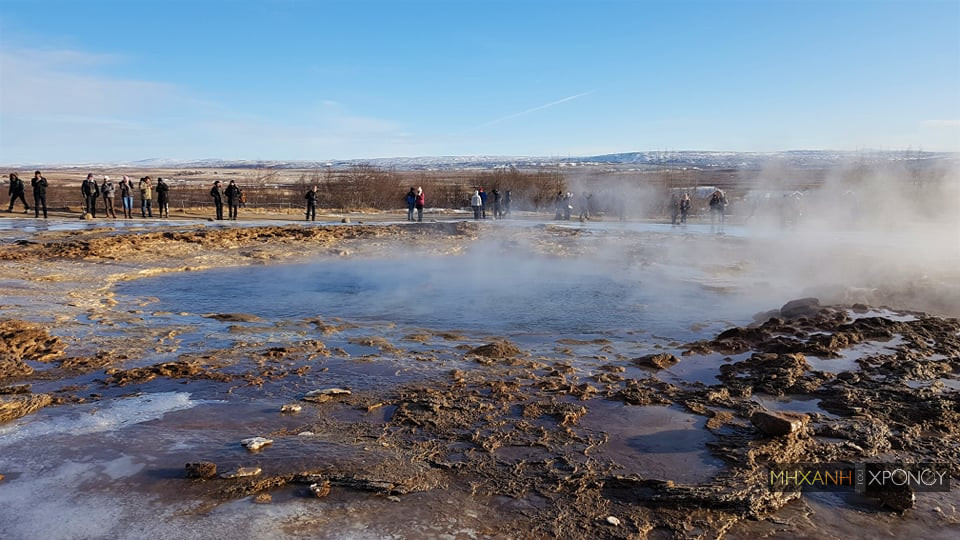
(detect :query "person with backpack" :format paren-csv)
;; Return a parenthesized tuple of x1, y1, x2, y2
(210, 180, 224, 220)
(101, 176, 117, 218)
(156, 177, 170, 218)
(305, 185, 318, 221)
(225, 180, 241, 220)
(31, 171, 47, 218)
(139, 176, 153, 218)
(119, 176, 134, 219)
(7, 172, 29, 213)
(405, 187, 416, 221)
(81, 173, 99, 217)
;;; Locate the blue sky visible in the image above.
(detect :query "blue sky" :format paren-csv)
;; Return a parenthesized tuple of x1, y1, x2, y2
(1, 0, 957, 163)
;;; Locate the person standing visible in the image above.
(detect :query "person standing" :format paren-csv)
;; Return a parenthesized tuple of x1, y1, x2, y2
(478, 187, 487, 219)
(305, 185, 318, 221)
(139, 176, 153, 217)
(414, 186, 425, 222)
(470, 190, 482, 220)
(7, 173, 30, 213)
(101, 176, 117, 218)
(225, 180, 241, 220)
(81, 173, 99, 217)
(210, 180, 224, 220)
(156, 177, 170, 218)
(709, 189, 727, 231)
(670, 192, 680, 225)
(119, 176, 134, 219)
(679, 193, 691, 224)
(554, 191, 564, 220)
(31, 171, 47, 218)
(492, 188, 502, 219)
(405, 187, 416, 221)
(503, 190, 511, 218)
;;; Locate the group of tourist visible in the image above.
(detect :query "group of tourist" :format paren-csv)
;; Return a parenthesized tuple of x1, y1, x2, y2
(467, 187, 511, 220)
(6, 172, 728, 226)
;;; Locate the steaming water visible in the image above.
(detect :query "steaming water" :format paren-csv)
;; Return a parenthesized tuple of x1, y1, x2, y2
(118, 252, 769, 341)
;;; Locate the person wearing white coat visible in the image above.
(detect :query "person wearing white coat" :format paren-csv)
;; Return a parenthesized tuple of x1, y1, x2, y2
(470, 190, 482, 220)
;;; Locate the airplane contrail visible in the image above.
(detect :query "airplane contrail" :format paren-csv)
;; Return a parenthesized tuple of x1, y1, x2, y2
(473, 90, 596, 130)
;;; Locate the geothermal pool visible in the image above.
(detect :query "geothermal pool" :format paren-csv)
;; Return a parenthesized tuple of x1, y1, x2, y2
(1, 218, 959, 539)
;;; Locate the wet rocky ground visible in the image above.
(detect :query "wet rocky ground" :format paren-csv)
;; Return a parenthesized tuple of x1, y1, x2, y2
(1, 220, 959, 539)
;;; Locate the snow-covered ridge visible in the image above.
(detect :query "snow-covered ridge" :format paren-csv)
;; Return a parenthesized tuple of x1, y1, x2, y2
(6, 150, 956, 171)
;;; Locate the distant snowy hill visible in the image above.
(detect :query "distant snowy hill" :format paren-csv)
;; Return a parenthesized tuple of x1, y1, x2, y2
(6, 150, 955, 171)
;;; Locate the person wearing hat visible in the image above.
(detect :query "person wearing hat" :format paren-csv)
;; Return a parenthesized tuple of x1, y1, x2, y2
(225, 179, 241, 220)
(31, 171, 47, 218)
(7, 172, 30, 213)
(210, 180, 224, 220)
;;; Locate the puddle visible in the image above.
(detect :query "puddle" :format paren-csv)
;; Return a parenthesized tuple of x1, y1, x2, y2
(582, 401, 723, 484)
(806, 336, 907, 372)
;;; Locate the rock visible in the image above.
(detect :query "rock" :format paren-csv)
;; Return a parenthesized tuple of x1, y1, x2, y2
(606, 516, 621, 526)
(240, 437, 273, 451)
(750, 410, 808, 436)
(310, 480, 331, 498)
(467, 340, 523, 358)
(302, 388, 351, 403)
(81, 213, 92, 220)
(341, 217, 351, 223)
(202, 313, 263, 323)
(634, 353, 680, 370)
(387, 495, 401, 502)
(0, 393, 52, 423)
(185, 461, 217, 479)
(879, 488, 915, 512)
(220, 466, 262, 479)
(780, 298, 821, 319)
(281, 403, 302, 413)
(254, 493, 272, 504)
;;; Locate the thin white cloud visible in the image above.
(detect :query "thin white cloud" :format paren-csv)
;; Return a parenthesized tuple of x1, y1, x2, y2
(470, 90, 596, 131)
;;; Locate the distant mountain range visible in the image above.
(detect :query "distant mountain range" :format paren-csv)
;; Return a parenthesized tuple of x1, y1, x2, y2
(7, 150, 956, 171)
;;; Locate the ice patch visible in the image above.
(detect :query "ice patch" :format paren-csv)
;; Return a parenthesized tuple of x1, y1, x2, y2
(0, 392, 205, 447)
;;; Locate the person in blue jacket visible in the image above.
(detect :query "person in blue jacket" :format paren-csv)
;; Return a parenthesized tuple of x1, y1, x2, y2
(405, 187, 416, 221)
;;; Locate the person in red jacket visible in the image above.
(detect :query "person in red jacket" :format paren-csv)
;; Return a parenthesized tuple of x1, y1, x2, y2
(414, 186, 425, 222)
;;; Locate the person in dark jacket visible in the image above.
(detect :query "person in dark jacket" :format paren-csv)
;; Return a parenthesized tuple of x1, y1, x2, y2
(119, 176, 133, 219)
(156, 177, 169, 218)
(31, 171, 47, 218)
(478, 187, 487, 219)
(7, 172, 29, 213)
(709, 189, 727, 231)
(305, 185, 318, 221)
(81, 173, 99, 217)
(492, 188, 502, 219)
(210, 180, 224, 220)
(415, 186, 425, 222)
(225, 180, 241, 220)
(503, 190, 511, 218)
(100, 176, 116, 218)
(679, 193, 691, 224)
(405, 187, 416, 221)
